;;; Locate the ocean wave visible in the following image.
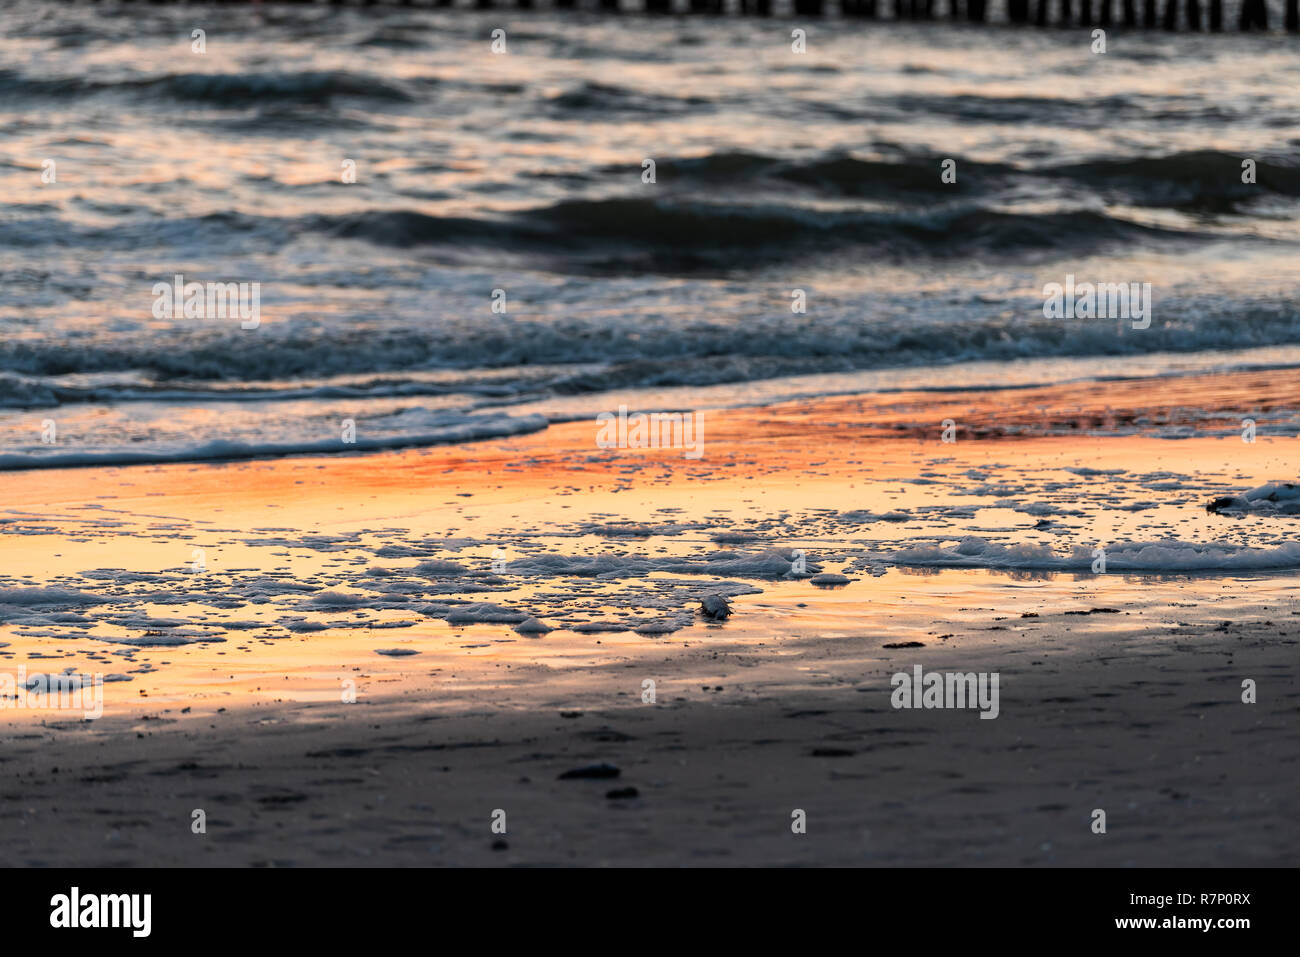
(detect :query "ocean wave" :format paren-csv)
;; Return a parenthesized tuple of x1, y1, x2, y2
(544, 81, 710, 115)
(613, 149, 1300, 211)
(10, 149, 1288, 265)
(309, 199, 1210, 270)
(1052, 150, 1300, 211)
(0, 68, 413, 105)
(886, 92, 1243, 130)
(3, 299, 1299, 403)
(0, 411, 548, 472)
(615, 149, 1016, 198)
(2, 179, 1219, 265)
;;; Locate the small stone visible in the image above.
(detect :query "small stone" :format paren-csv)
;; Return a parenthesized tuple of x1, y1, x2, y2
(558, 763, 620, 780)
(809, 573, 851, 586)
(699, 595, 732, 620)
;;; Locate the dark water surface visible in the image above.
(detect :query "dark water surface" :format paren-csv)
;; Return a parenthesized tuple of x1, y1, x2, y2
(3, 3, 1299, 464)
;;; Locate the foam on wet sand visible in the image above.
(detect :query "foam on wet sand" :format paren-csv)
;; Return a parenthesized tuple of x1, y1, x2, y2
(2, 374, 1298, 865)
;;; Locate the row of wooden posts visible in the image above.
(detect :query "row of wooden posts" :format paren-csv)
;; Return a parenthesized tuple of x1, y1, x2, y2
(101, 0, 1294, 31)
(683, 0, 1283, 27)
(658, 0, 1283, 30)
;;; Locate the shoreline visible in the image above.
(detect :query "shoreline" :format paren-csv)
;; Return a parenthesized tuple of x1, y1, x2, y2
(4, 373, 1299, 865)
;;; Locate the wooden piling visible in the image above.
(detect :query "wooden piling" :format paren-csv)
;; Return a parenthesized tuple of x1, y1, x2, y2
(1163, 0, 1178, 27)
(1187, 0, 1201, 28)
(1122, 0, 1136, 25)
(1288, 0, 1300, 30)
(1079, 0, 1092, 25)
(1238, 0, 1267, 28)
(841, 0, 876, 15)
(1143, 0, 1157, 26)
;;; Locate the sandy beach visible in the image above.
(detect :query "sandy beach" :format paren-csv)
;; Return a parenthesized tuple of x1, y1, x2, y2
(5, 2, 1300, 873)
(4, 373, 1298, 866)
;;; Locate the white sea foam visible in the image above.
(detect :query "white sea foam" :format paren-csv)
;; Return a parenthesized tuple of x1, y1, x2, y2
(0, 412, 548, 471)
(893, 536, 1300, 572)
(1208, 482, 1300, 516)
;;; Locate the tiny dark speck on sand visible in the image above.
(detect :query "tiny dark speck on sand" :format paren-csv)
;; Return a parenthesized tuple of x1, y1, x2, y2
(811, 747, 855, 757)
(558, 763, 620, 780)
(606, 787, 639, 799)
(883, 641, 924, 648)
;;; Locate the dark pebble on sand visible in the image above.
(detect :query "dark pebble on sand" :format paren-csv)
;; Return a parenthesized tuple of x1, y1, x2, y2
(883, 641, 924, 648)
(492, 839, 508, 851)
(606, 787, 639, 800)
(811, 747, 855, 757)
(699, 595, 732, 620)
(558, 763, 620, 780)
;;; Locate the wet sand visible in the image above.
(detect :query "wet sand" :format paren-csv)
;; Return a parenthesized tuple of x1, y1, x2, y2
(4, 610, 1296, 867)
(3, 371, 1299, 866)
